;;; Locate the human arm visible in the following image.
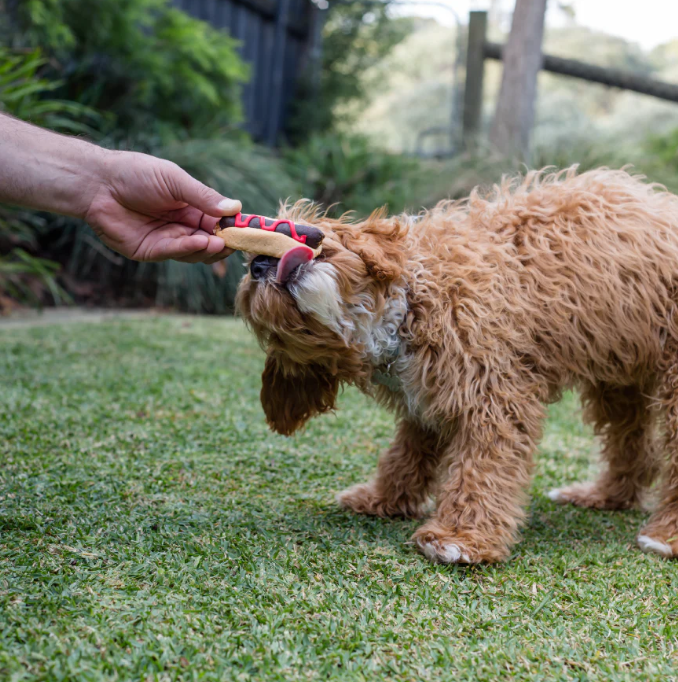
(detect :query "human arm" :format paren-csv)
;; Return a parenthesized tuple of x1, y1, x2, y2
(0, 114, 241, 263)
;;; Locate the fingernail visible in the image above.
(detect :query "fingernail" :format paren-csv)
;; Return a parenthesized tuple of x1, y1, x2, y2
(217, 198, 242, 215)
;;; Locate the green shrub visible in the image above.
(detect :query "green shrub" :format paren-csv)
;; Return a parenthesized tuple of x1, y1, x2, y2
(0, 248, 70, 311)
(160, 139, 299, 216)
(417, 134, 678, 208)
(285, 133, 427, 218)
(0, 3, 264, 314)
(647, 127, 678, 172)
(0, 47, 93, 310)
(7, 0, 248, 141)
(0, 46, 100, 133)
(0, 47, 295, 314)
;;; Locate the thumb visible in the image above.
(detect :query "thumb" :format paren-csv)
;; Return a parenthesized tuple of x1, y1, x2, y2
(167, 163, 242, 217)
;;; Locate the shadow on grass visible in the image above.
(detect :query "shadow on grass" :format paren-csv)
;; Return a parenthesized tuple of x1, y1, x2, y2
(0, 480, 656, 582)
(518, 496, 649, 559)
(272, 495, 654, 567)
(204, 495, 651, 573)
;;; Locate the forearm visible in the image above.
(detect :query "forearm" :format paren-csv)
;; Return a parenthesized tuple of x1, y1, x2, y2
(0, 114, 107, 219)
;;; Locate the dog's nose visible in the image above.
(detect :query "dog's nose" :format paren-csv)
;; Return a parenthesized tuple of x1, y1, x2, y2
(250, 255, 278, 281)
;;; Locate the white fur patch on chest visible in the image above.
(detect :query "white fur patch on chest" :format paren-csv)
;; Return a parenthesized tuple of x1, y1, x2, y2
(289, 264, 422, 415)
(348, 285, 408, 366)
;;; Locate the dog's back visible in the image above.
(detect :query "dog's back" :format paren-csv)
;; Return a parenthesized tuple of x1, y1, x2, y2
(407, 167, 678, 391)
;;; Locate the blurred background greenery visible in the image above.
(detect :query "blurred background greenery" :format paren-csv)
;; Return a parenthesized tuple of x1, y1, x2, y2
(1, 0, 678, 314)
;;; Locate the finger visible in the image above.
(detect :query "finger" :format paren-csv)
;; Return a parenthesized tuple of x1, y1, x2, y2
(201, 234, 229, 256)
(161, 234, 228, 263)
(199, 213, 221, 233)
(146, 234, 212, 261)
(179, 237, 233, 264)
(164, 164, 242, 218)
(158, 206, 213, 231)
(157, 207, 222, 235)
(203, 247, 234, 265)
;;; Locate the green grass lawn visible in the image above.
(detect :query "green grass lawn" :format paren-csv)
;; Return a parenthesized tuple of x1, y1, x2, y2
(1, 316, 677, 681)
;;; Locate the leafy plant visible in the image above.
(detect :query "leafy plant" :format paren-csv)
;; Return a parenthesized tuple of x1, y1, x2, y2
(7, 0, 248, 141)
(0, 248, 70, 312)
(0, 47, 91, 311)
(285, 133, 426, 217)
(0, 46, 100, 133)
(159, 138, 300, 216)
(647, 127, 678, 170)
(411, 131, 678, 210)
(0, 200, 71, 312)
(0, 5, 254, 313)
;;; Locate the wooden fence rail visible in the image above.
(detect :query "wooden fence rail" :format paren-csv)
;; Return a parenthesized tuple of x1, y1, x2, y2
(463, 10, 678, 143)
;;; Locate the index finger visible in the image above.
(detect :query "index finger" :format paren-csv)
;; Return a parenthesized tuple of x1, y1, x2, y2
(159, 206, 220, 233)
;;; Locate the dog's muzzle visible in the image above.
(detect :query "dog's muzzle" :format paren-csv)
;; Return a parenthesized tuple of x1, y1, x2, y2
(250, 247, 313, 284)
(250, 255, 278, 281)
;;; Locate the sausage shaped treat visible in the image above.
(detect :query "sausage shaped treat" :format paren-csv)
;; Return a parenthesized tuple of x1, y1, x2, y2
(214, 213, 324, 259)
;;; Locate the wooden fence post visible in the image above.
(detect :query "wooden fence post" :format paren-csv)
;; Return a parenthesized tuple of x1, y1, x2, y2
(489, 0, 547, 157)
(462, 10, 488, 145)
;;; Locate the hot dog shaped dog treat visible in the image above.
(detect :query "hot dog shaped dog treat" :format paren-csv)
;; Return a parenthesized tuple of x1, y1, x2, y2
(214, 213, 324, 259)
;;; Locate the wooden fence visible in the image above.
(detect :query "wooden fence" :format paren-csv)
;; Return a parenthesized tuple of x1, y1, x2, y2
(174, 0, 322, 145)
(463, 10, 678, 143)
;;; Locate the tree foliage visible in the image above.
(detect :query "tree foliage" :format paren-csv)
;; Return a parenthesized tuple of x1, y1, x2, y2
(4, 0, 248, 140)
(288, 1, 411, 140)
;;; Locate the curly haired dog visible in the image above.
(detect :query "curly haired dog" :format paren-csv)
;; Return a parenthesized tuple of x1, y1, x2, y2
(236, 167, 678, 564)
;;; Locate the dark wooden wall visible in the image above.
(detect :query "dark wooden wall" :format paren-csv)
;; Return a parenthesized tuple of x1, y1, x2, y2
(174, 0, 320, 144)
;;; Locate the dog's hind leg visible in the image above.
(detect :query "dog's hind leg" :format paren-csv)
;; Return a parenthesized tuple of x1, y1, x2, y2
(337, 419, 441, 519)
(638, 360, 678, 558)
(549, 383, 659, 510)
(412, 389, 545, 564)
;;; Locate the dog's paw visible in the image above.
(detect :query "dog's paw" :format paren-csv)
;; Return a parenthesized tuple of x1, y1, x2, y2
(637, 527, 678, 559)
(637, 534, 675, 558)
(336, 482, 430, 519)
(415, 535, 472, 564)
(547, 482, 636, 510)
(412, 522, 508, 564)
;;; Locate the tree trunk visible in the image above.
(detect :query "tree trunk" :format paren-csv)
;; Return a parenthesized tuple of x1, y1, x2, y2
(489, 0, 547, 158)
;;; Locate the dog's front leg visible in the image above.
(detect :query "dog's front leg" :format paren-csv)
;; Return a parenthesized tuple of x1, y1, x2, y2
(413, 394, 545, 564)
(337, 419, 442, 519)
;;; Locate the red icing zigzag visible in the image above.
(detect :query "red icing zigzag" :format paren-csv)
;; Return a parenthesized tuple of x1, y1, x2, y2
(233, 213, 307, 245)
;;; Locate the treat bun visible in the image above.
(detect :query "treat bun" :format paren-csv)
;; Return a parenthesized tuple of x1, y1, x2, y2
(214, 226, 322, 259)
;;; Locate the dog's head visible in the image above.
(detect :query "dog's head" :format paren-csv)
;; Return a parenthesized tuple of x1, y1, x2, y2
(236, 204, 408, 435)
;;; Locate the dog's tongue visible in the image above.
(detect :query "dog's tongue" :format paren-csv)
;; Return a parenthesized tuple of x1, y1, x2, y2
(276, 245, 314, 283)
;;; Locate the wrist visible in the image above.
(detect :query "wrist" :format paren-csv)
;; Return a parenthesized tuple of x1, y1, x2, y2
(0, 114, 112, 220)
(56, 140, 113, 221)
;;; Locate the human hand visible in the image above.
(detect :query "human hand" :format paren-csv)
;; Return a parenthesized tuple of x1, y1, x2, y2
(84, 150, 241, 263)
(0, 115, 241, 263)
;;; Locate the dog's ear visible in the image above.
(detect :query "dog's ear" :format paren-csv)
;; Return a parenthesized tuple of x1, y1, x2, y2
(339, 214, 408, 283)
(260, 353, 339, 436)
